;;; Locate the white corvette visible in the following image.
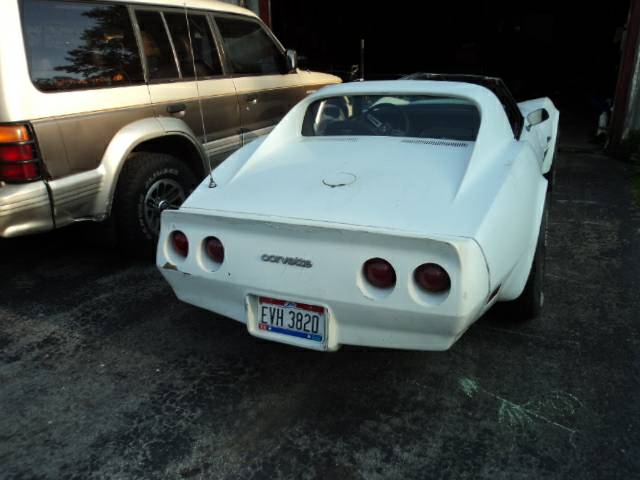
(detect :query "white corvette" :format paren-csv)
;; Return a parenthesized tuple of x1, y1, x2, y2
(157, 75, 559, 352)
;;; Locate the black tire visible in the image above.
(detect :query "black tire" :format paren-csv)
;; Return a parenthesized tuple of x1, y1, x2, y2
(544, 163, 556, 193)
(112, 152, 197, 256)
(544, 128, 559, 192)
(508, 203, 547, 321)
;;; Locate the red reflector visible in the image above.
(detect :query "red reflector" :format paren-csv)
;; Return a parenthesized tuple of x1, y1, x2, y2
(171, 231, 189, 257)
(0, 144, 35, 162)
(204, 236, 224, 264)
(0, 163, 39, 182)
(363, 258, 396, 289)
(414, 263, 451, 293)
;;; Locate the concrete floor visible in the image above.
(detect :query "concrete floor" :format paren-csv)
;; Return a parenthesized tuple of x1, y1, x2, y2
(1, 149, 639, 479)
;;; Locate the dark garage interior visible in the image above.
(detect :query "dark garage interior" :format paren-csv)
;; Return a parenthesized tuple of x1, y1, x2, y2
(271, 0, 632, 136)
(2, 1, 640, 478)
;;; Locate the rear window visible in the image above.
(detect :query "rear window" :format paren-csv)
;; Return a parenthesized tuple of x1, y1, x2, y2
(302, 95, 480, 142)
(22, 0, 144, 92)
(134, 10, 180, 81)
(164, 12, 223, 79)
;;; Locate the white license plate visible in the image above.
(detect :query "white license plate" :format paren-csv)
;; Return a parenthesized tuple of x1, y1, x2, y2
(257, 296, 325, 343)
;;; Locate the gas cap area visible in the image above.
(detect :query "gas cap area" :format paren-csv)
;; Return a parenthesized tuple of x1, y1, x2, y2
(322, 172, 357, 188)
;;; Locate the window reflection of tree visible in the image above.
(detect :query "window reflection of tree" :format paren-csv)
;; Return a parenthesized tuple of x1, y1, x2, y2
(52, 6, 141, 90)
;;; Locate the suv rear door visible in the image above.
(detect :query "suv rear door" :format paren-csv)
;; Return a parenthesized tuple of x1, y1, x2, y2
(133, 7, 240, 161)
(213, 14, 306, 144)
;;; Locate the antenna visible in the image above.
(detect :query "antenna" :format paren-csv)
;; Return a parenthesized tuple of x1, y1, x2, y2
(360, 38, 365, 81)
(184, 3, 216, 188)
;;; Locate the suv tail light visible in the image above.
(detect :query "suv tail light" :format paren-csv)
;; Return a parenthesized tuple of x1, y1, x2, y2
(414, 263, 451, 293)
(0, 124, 41, 183)
(363, 258, 396, 289)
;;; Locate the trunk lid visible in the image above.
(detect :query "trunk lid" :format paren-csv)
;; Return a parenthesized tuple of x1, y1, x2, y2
(183, 137, 485, 237)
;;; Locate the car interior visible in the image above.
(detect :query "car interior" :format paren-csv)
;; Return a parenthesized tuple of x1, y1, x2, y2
(302, 95, 481, 142)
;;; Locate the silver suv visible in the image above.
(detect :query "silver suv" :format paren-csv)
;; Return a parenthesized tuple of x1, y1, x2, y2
(0, 0, 339, 251)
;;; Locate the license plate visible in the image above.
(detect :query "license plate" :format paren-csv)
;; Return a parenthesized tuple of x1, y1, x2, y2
(257, 297, 325, 343)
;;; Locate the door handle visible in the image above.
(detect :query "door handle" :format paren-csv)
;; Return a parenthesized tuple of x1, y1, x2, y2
(167, 103, 187, 115)
(247, 96, 259, 105)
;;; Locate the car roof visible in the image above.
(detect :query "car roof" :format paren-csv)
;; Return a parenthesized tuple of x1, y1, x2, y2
(124, 0, 257, 17)
(311, 80, 497, 99)
(401, 73, 524, 138)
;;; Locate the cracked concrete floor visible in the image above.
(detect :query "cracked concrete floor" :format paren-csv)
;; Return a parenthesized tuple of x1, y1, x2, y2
(1, 149, 639, 479)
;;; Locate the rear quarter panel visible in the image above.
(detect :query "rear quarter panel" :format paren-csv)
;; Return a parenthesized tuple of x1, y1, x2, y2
(474, 142, 547, 300)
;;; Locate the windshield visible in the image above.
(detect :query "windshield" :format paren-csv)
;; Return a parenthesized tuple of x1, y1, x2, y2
(302, 95, 480, 141)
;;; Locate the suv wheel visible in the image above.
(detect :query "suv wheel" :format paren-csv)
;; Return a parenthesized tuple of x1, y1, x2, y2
(113, 152, 197, 255)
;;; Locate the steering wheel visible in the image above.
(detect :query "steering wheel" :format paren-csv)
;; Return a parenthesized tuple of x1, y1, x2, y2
(364, 103, 410, 136)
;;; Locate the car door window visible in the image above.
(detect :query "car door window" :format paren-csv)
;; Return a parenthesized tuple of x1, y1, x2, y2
(21, 0, 144, 92)
(215, 16, 286, 75)
(134, 10, 179, 81)
(164, 12, 223, 79)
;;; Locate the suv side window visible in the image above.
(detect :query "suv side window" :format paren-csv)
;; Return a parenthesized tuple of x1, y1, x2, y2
(134, 10, 180, 81)
(215, 16, 286, 75)
(163, 12, 223, 79)
(21, 0, 144, 92)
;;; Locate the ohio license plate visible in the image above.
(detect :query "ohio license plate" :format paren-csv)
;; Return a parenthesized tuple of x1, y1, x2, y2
(258, 297, 325, 343)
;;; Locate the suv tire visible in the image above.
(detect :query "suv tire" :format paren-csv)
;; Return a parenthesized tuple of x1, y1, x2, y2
(113, 152, 197, 255)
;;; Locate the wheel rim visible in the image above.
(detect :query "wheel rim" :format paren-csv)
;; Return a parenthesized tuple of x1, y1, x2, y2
(143, 178, 186, 235)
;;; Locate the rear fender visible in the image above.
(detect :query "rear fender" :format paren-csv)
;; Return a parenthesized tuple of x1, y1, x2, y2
(499, 181, 547, 300)
(94, 117, 204, 217)
(474, 144, 548, 301)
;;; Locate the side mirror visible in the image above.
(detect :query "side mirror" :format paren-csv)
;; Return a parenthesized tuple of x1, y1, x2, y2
(286, 49, 298, 73)
(526, 108, 550, 131)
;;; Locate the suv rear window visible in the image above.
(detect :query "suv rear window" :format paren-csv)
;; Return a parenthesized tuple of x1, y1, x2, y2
(22, 0, 144, 92)
(164, 12, 223, 79)
(134, 10, 180, 81)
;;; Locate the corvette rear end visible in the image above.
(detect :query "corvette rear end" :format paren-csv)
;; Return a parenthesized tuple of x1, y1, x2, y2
(157, 78, 557, 351)
(158, 210, 490, 351)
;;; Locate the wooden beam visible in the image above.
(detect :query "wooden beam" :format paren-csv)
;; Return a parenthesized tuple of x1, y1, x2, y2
(259, 0, 271, 27)
(611, 0, 640, 146)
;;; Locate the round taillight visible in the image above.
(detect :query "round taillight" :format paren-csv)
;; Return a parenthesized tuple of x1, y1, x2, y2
(205, 236, 224, 264)
(414, 263, 450, 293)
(363, 258, 396, 289)
(171, 230, 189, 257)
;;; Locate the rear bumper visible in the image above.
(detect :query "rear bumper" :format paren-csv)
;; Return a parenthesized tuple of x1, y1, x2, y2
(159, 267, 487, 351)
(0, 181, 53, 237)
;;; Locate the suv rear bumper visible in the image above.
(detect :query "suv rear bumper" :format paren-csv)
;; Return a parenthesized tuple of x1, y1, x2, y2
(0, 181, 53, 237)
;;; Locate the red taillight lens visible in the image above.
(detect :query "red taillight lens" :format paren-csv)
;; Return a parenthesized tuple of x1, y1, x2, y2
(0, 144, 35, 161)
(363, 258, 396, 289)
(204, 236, 224, 264)
(171, 231, 189, 257)
(0, 124, 40, 183)
(414, 263, 451, 293)
(0, 163, 40, 182)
